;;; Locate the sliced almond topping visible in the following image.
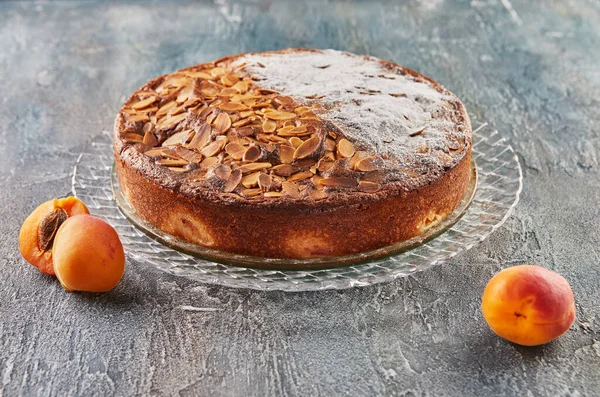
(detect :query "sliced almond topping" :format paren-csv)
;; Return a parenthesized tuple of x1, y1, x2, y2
(287, 171, 313, 182)
(138, 106, 158, 114)
(201, 140, 224, 157)
(156, 101, 177, 118)
(241, 188, 262, 197)
(168, 106, 185, 116)
(319, 177, 358, 188)
(337, 139, 355, 158)
(277, 125, 310, 137)
(232, 118, 252, 128)
(311, 174, 324, 190)
(281, 181, 301, 198)
(188, 124, 211, 150)
(308, 189, 327, 199)
(142, 122, 154, 134)
(124, 133, 143, 143)
(221, 73, 239, 86)
(159, 112, 187, 128)
(164, 77, 189, 89)
(289, 137, 303, 148)
(124, 114, 149, 123)
(264, 110, 297, 120)
(121, 107, 139, 115)
(220, 102, 248, 112)
(144, 148, 165, 157)
(349, 152, 362, 169)
(317, 160, 334, 172)
(262, 119, 277, 133)
(409, 127, 426, 137)
(161, 148, 180, 159)
(182, 98, 199, 109)
(157, 158, 188, 167)
(271, 164, 299, 177)
(213, 112, 232, 133)
(292, 125, 307, 133)
(258, 173, 272, 191)
(185, 71, 215, 80)
(293, 136, 320, 160)
(201, 156, 220, 169)
(359, 180, 381, 193)
(132, 96, 157, 110)
(276, 125, 294, 136)
(264, 192, 283, 198)
(225, 143, 246, 160)
(162, 130, 189, 147)
(202, 88, 219, 98)
(223, 169, 242, 193)
(210, 67, 226, 77)
(232, 81, 249, 94)
(242, 145, 261, 162)
(226, 130, 244, 144)
(279, 145, 295, 164)
(176, 147, 203, 163)
(176, 86, 194, 103)
(122, 59, 394, 199)
(199, 106, 215, 119)
(236, 162, 272, 174)
(355, 157, 378, 172)
(214, 164, 232, 180)
(236, 126, 256, 136)
(325, 138, 336, 152)
(241, 171, 260, 188)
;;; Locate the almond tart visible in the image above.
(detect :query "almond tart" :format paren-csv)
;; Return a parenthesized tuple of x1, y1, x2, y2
(113, 49, 472, 260)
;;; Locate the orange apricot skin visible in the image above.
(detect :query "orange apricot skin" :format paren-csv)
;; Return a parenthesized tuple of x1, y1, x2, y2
(19, 197, 89, 275)
(482, 265, 575, 346)
(52, 215, 125, 292)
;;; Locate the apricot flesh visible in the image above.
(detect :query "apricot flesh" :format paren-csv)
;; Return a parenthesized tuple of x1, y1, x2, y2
(19, 197, 89, 275)
(482, 265, 575, 346)
(52, 215, 125, 292)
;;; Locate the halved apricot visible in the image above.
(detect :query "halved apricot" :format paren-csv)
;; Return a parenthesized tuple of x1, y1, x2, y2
(19, 197, 89, 275)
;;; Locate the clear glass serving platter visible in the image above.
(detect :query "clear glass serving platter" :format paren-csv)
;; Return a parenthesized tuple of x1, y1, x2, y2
(73, 123, 522, 291)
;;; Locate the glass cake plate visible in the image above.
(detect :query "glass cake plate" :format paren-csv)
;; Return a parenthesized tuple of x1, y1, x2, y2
(72, 123, 522, 291)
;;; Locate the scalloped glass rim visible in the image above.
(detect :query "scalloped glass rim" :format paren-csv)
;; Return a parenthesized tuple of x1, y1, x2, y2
(72, 123, 522, 291)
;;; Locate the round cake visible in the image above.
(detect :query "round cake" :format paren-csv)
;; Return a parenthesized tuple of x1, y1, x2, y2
(113, 48, 472, 259)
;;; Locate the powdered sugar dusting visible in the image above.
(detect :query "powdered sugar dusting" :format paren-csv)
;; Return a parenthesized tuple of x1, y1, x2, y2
(233, 49, 466, 173)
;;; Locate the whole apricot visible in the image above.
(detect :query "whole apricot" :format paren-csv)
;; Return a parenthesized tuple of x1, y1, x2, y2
(52, 214, 125, 292)
(19, 197, 89, 275)
(482, 265, 575, 346)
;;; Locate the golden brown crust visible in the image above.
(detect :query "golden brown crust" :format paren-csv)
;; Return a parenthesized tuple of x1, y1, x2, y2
(113, 48, 473, 259)
(116, 148, 471, 258)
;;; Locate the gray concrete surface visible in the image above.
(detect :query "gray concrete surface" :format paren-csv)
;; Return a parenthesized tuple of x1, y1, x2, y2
(0, 0, 599, 396)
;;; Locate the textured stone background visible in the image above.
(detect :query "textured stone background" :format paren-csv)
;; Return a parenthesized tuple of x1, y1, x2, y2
(1, 0, 599, 396)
